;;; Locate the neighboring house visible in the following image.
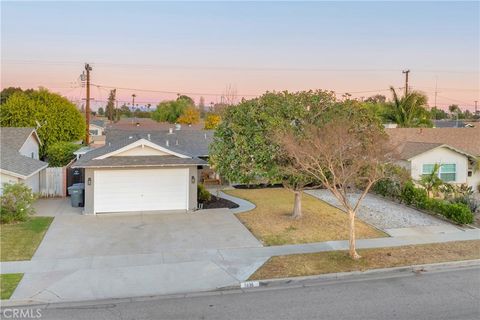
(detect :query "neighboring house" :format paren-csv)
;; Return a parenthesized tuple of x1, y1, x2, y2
(72, 132, 210, 214)
(89, 119, 105, 136)
(0, 127, 48, 194)
(388, 127, 480, 192)
(432, 120, 468, 128)
(89, 119, 106, 147)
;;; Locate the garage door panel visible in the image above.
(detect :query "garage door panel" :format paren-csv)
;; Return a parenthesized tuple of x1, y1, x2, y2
(94, 168, 188, 213)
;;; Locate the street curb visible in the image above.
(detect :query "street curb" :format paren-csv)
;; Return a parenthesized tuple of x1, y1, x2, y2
(1, 259, 478, 310)
(252, 259, 480, 289)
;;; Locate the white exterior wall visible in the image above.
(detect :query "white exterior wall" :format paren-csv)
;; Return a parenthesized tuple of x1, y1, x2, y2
(409, 147, 468, 184)
(25, 172, 40, 193)
(89, 124, 104, 136)
(19, 134, 40, 159)
(115, 146, 169, 156)
(467, 171, 480, 193)
(0, 173, 19, 194)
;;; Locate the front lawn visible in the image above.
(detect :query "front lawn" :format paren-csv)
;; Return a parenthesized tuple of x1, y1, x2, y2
(1, 217, 53, 261)
(249, 240, 480, 280)
(225, 188, 386, 246)
(0, 274, 23, 299)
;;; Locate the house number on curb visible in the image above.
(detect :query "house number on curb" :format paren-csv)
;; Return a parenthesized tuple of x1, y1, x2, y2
(240, 281, 260, 289)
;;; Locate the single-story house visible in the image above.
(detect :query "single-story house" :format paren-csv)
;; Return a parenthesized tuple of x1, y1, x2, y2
(0, 127, 48, 194)
(72, 131, 211, 214)
(387, 127, 480, 192)
(89, 119, 106, 136)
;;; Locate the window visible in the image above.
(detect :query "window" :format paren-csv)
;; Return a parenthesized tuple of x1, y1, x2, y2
(422, 164, 435, 175)
(440, 164, 456, 182)
(421, 163, 456, 182)
(89, 129, 98, 136)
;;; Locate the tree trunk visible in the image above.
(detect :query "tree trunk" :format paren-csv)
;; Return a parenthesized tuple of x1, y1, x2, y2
(292, 191, 302, 219)
(348, 209, 361, 259)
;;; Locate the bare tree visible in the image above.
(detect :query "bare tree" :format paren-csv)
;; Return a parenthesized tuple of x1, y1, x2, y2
(222, 84, 237, 106)
(279, 119, 396, 259)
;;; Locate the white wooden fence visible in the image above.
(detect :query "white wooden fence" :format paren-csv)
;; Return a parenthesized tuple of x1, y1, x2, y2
(40, 167, 65, 197)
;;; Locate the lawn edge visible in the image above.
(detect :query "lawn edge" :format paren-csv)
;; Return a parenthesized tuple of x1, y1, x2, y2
(249, 258, 480, 285)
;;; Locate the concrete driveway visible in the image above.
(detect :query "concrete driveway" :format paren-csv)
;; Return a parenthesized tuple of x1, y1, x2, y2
(7, 199, 265, 303)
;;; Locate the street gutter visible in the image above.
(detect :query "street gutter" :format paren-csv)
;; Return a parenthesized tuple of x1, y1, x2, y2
(1, 259, 478, 310)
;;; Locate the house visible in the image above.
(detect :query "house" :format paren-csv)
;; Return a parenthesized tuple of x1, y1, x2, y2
(72, 131, 212, 214)
(387, 127, 480, 192)
(89, 119, 106, 136)
(0, 127, 48, 194)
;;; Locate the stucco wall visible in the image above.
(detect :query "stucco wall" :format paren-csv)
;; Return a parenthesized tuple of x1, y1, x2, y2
(82, 166, 198, 214)
(19, 134, 40, 159)
(25, 172, 40, 194)
(0, 173, 19, 194)
(115, 146, 169, 156)
(410, 147, 468, 183)
(467, 171, 480, 193)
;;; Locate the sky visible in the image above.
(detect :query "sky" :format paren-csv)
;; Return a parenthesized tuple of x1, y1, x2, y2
(1, 1, 479, 111)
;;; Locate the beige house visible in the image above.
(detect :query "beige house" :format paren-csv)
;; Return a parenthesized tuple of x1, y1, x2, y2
(72, 133, 209, 214)
(388, 127, 480, 192)
(0, 127, 48, 194)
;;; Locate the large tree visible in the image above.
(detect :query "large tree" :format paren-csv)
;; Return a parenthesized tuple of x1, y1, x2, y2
(177, 106, 200, 125)
(385, 87, 432, 127)
(210, 90, 336, 218)
(152, 99, 190, 123)
(0, 88, 85, 156)
(279, 115, 395, 258)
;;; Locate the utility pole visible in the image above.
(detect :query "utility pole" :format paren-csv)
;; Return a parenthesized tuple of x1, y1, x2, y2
(132, 94, 136, 107)
(434, 76, 438, 110)
(402, 69, 410, 96)
(85, 63, 92, 145)
(475, 100, 478, 116)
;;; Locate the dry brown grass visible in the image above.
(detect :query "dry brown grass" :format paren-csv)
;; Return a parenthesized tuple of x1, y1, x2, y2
(249, 240, 480, 280)
(225, 188, 386, 246)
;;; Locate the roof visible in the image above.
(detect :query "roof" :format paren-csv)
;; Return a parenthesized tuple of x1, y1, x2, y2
(90, 119, 105, 128)
(0, 127, 48, 178)
(387, 127, 480, 156)
(106, 129, 213, 157)
(72, 137, 207, 168)
(399, 142, 443, 159)
(432, 120, 467, 128)
(107, 118, 205, 131)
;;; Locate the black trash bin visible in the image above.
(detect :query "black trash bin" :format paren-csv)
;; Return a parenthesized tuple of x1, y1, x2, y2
(68, 183, 85, 207)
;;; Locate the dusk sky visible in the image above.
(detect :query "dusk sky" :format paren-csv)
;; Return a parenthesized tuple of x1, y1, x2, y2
(2, 1, 479, 110)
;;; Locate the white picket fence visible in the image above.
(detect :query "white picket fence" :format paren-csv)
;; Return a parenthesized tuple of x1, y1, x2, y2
(40, 167, 65, 197)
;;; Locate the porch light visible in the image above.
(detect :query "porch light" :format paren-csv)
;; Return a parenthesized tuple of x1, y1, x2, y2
(87, 177, 92, 186)
(191, 176, 196, 184)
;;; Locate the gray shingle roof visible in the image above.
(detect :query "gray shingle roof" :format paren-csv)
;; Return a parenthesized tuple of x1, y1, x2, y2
(72, 136, 207, 168)
(90, 119, 105, 128)
(106, 129, 213, 157)
(0, 127, 48, 177)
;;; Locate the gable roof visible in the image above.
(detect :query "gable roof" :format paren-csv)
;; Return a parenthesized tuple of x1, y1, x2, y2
(0, 127, 47, 178)
(72, 137, 207, 168)
(106, 129, 213, 157)
(399, 142, 476, 160)
(90, 119, 105, 128)
(387, 127, 480, 156)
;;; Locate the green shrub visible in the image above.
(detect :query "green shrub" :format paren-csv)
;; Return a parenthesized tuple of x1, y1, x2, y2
(197, 184, 211, 203)
(46, 141, 81, 167)
(373, 179, 401, 199)
(424, 198, 473, 224)
(0, 183, 37, 224)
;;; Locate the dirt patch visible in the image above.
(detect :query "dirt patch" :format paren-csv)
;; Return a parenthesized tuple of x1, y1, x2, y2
(201, 195, 239, 209)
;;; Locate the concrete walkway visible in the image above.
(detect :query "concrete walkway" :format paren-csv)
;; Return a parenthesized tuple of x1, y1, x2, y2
(218, 191, 256, 214)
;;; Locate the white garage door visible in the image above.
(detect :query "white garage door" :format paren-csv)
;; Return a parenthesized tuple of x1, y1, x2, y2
(94, 168, 188, 213)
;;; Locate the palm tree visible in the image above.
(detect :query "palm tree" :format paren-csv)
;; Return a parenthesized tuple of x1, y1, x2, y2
(386, 86, 432, 127)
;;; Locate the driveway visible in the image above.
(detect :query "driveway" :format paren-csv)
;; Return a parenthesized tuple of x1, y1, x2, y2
(306, 190, 461, 236)
(7, 199, 265, 303)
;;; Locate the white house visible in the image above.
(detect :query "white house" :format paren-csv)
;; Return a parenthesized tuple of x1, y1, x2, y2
(72, 131, 212, 214)
(0, 127, 48, 194)
(388, 127, 480, 193)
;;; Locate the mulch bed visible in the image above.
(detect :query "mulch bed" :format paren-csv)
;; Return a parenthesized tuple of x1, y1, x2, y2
(233, 183, 283, 189)
(201, 195, 239, 209)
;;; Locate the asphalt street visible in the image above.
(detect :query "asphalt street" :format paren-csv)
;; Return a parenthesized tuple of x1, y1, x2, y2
(6, 266, 480, 320)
